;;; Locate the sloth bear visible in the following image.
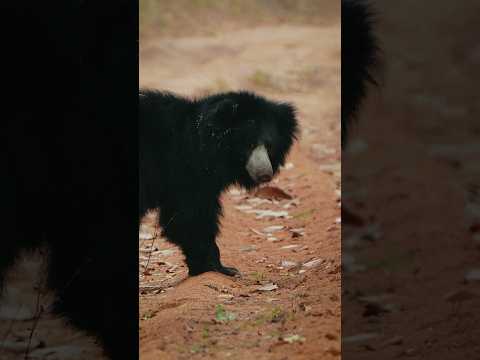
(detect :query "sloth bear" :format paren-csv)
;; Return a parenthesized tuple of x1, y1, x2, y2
(341, 0, 381, 225)
(342, 0, 379, 147)
(1, 2, 138, 359)
(139, 90, 298, 276)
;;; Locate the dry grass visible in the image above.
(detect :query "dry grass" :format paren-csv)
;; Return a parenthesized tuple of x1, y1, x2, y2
(140, 0, 339, 38)
(248, 70, 277, 89)
(195, 78, 231, 97)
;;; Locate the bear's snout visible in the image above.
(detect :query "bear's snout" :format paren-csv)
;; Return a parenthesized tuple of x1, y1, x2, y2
(246, 144, 273, 183)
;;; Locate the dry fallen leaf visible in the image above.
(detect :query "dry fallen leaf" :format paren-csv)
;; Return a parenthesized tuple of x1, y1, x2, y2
(303, 259, 323, 268)
(267, 236, 280, 242)
(218, 294, 234, 300)
(280, 260, 299, 268)
(281, 334, 306, 344)
(250, 228, 266, 237)
(255, 186, 293, 200)
(257, 283, 278, 292)
(281, 244, 300, 250)
(139, 231, 155, 240)
(240, 245, 257, 252)
(283, 200, 300, 209)
(246, 209, 290, 219)
(290, 227, 305, 237)
(266, 298, 280, 303)
(235, 205, 253, 211)
(263, 225, 285, 233)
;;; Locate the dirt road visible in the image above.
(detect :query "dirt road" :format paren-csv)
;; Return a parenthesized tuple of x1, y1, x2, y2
(139, 22, 341, 359)
(342, 1, 480, 358)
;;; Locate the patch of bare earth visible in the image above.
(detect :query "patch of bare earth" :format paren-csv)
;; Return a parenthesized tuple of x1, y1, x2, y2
(139, 15, 340, 360)
(0, 249, 105, 360)
(343, 0, 480, 358)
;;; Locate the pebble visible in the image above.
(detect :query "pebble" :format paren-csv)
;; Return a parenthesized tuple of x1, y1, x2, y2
(465, 269, 480, 281)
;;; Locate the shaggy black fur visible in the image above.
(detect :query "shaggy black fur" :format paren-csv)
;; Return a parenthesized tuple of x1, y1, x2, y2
(342, 0, 379, 147)
(1, 2, 138, 359)
(139, 90, 298, 276)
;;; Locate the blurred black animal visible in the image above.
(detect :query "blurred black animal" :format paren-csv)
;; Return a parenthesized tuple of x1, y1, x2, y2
(1, 2, 137, 359)
(140, 90, 298, 277)
(342, 0, 379, 147)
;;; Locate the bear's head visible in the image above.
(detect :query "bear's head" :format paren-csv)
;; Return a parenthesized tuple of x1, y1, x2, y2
(197, 91, 299, 190)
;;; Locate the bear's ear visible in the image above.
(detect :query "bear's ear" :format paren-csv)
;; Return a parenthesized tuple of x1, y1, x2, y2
(276, 102, 299, 139)
(205, 99, 239, 122)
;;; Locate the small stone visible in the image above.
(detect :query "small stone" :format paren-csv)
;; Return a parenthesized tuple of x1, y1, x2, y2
(465, 269, 480, 281)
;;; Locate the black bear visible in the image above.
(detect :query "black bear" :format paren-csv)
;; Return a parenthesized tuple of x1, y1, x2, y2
(341, 0, 381, 226)
(1, 2, 138, 359)
(341, 0, 379, 147)
(139, 90, 299, 276)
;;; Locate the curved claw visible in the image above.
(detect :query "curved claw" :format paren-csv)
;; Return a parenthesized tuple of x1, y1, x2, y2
(188, 264, 241, 277)
(216, 265, 241, 277)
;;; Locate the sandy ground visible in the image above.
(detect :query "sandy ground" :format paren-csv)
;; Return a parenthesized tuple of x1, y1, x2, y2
(342, 0, 480, 358)
(139, 19, 341, 360)
(0, 249, 106, 359)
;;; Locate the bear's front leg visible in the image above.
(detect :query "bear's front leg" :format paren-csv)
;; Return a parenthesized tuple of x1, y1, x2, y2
(205, 241, 241, 277)
(160, 204, 240, 277)
(182, 237, 240, 277)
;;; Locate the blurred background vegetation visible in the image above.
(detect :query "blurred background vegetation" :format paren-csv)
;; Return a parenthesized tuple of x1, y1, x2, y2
(140, 0, 338, 38)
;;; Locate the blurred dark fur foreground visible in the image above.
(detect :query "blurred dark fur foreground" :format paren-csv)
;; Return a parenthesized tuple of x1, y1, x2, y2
(1, 2, 138, 358)
(341, 0, 379, 147)
(341, 0, 380, 226)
